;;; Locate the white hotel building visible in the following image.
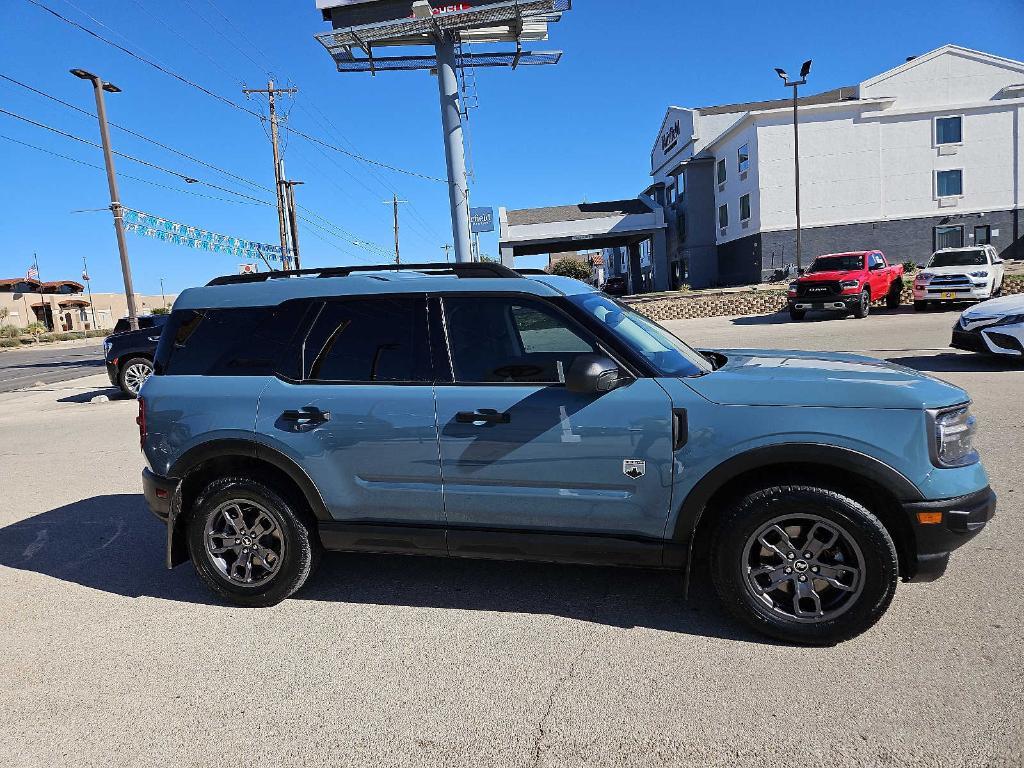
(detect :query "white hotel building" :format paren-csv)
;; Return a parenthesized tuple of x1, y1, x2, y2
(647, 44, 1024, 288)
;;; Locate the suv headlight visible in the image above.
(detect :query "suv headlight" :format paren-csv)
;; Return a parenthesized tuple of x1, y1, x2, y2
(788, 281, 798, 292)
(916, 272, 934, 283)
(840, 279, 860, 289)
(968, 270, 989, 278)
(994, 314, 1024, 327)
(103, 340, 112, 355)
(928, 405, 979, 467)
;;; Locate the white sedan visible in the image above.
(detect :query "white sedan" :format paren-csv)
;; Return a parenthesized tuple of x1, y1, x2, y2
(913, 245, 1005, 310)
(951, 293, 1024, 359)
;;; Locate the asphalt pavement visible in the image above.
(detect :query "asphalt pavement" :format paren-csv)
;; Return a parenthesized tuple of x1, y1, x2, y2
(0, 340, 104, 394)
(0, 307, 1020, 767)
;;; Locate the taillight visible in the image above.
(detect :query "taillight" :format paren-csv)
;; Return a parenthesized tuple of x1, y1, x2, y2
(136, 397, 146, 451)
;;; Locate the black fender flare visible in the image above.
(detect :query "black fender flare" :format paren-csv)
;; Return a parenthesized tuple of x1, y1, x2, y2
(164, 438, 330, 569)
(668, 443, 922, 570)
(168, 438, 330, 520)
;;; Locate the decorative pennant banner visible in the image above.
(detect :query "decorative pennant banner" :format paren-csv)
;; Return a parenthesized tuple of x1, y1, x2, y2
(122, 208, 291, 263)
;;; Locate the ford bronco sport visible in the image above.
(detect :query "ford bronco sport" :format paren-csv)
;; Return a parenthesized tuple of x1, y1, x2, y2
(140, 263, 995, 645)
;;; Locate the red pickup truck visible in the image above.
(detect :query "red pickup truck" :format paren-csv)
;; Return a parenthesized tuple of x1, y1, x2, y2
(787, 250, 904, 321)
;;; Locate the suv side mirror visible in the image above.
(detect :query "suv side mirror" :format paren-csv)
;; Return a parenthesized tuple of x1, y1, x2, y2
(566, 354, 626, 394)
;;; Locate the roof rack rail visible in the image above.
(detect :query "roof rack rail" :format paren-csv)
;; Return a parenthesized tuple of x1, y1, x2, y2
(205, 261, 521, 287)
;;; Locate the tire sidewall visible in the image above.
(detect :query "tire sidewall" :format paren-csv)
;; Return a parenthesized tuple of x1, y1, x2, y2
(712, 486, 898, 645)
(187, 477, 318, 607)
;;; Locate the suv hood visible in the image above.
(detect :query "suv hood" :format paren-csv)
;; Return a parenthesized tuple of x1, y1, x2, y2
(687, 349, 967, 410)
(923, 264, 986, 276)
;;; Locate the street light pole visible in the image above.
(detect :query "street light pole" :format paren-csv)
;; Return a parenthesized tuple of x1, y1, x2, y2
(775, 60, 812, 272)
(70, 68, 140, 331)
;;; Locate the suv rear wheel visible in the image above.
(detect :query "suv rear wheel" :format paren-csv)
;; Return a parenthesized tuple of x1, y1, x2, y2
(119, 357, 153, 398)
(187, 476, 321, 607)
(711, 485, 898, 645)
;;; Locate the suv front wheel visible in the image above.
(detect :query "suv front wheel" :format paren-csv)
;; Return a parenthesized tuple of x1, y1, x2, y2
(711, 485, 898, 645)
(187, 476, 321, 606)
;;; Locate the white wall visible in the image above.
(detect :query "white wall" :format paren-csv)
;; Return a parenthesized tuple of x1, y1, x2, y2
(711, 123, 760, 244)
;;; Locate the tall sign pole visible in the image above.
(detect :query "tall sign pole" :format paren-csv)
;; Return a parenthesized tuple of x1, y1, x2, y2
(71, 69, 140, 331)
(243, 80, 298, 270)
(383, 194, 408, 264)
(435, 34, 473, 264)
(82, 256, 98, 330)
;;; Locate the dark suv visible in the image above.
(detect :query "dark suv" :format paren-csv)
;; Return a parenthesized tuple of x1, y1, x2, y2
(139, 262, 994, 645)
(104, 315, 167, 397)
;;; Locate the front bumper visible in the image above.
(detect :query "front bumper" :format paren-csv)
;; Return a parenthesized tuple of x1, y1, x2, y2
(951, 326, 1024, 357)
(914, 285, 991, 302)
(788, 295, 860, 312)
(902, 486, 996, 581)
(105, 360, 118, 387)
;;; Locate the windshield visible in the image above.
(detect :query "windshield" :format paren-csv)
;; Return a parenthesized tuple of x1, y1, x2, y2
(567, 293, 713, 377)
(808, 254, 864, 272)
(929, 250, 987, 267)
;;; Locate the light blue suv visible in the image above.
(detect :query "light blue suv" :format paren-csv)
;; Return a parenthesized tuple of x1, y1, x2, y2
(140, 263, 995, 644)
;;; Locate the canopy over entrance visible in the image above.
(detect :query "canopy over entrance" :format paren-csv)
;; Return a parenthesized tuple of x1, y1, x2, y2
(498, 198, 668, 291)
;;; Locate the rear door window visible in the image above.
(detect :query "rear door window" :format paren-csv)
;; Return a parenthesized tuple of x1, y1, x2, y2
(304, 296, 431, 383)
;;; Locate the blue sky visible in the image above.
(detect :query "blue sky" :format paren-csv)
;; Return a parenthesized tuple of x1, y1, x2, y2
(2, 0, 1022, 294)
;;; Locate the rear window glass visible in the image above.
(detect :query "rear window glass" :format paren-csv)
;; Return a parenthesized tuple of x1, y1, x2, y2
(156, 302, 310, 377)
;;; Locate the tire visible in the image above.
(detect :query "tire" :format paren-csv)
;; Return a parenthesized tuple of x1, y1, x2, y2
(187, 476, 321, 607)
(852, 289, 871, 319)
(710, 485, 898, 645)
(789, 308, 806, 322)
(118, 356, 153, 398)
(913, 300, 928, 312)
(885, 279, 902, 309)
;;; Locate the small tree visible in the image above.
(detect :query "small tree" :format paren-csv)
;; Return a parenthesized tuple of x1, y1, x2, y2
(151, 306, 170, 315)
(549, 257, 592, 281)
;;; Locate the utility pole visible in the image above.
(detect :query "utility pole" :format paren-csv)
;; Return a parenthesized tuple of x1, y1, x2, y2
(282, 180, 304, 270)
(441, 244, 454, 262)
(383, 194, 408, 264)
(243, 80, 297, 270)
(434, 34, 473, 263)
(70, 68, 140, 330)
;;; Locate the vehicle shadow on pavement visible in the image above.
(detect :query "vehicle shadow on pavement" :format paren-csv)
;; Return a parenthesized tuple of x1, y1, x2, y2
(0, 494, 767, 643)
(885, 354, 1022, 373)
(3, 359, 105, 370)
(56, 387, 128, 403)
(0, 494, 218, 605)
(730, 307, 918, 326)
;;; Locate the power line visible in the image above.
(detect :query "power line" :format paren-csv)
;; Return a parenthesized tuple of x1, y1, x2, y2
(0, 102, 393, 255)
(0, 133, 268, 206)
(23, 0, 449, 183)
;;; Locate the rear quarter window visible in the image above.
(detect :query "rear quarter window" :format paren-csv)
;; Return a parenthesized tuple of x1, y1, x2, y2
(155, 301, 312, 377)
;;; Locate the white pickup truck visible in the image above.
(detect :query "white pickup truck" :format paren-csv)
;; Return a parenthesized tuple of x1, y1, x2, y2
(913, 245, 1005, 310)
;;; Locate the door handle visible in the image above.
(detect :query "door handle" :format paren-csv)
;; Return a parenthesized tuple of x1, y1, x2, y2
(281, 406, 331, 427)
(456, 409, 511, 425)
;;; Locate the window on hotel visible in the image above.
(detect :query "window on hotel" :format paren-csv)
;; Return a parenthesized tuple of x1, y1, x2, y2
(737, 144, 750, 173)
(667, 182, 677, 206)
(677, 172, 686, 195)
(739, 194, 751, 221)
(934, 225, 964, 250)
(935, 116, 962, 145)
(936, 169, 963, 197)
(974, 225, 991, 245)
(717, 158, 726, 185)
(718, 203, 729, 229)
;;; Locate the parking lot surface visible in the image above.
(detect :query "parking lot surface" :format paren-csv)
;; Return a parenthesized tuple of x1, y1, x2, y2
(1, 308, 1021, 767)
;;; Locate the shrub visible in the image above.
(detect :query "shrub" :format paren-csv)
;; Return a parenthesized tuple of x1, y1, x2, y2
(0, 338, 20, 348)
(151, 306, 170, 315)
(24, 322, 47, 336)
(549, 257, 592, 281)
(0, 325, 21, 339)
(902, 260, 918, 273)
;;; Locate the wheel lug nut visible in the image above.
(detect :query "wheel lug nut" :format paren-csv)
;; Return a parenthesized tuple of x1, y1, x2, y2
(235, 539, 240, 544)
(787, 553, 795, 560)
(785, 567, 793, 574)
(811, 566, 819, 573)
(798, 574, 808, 582)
